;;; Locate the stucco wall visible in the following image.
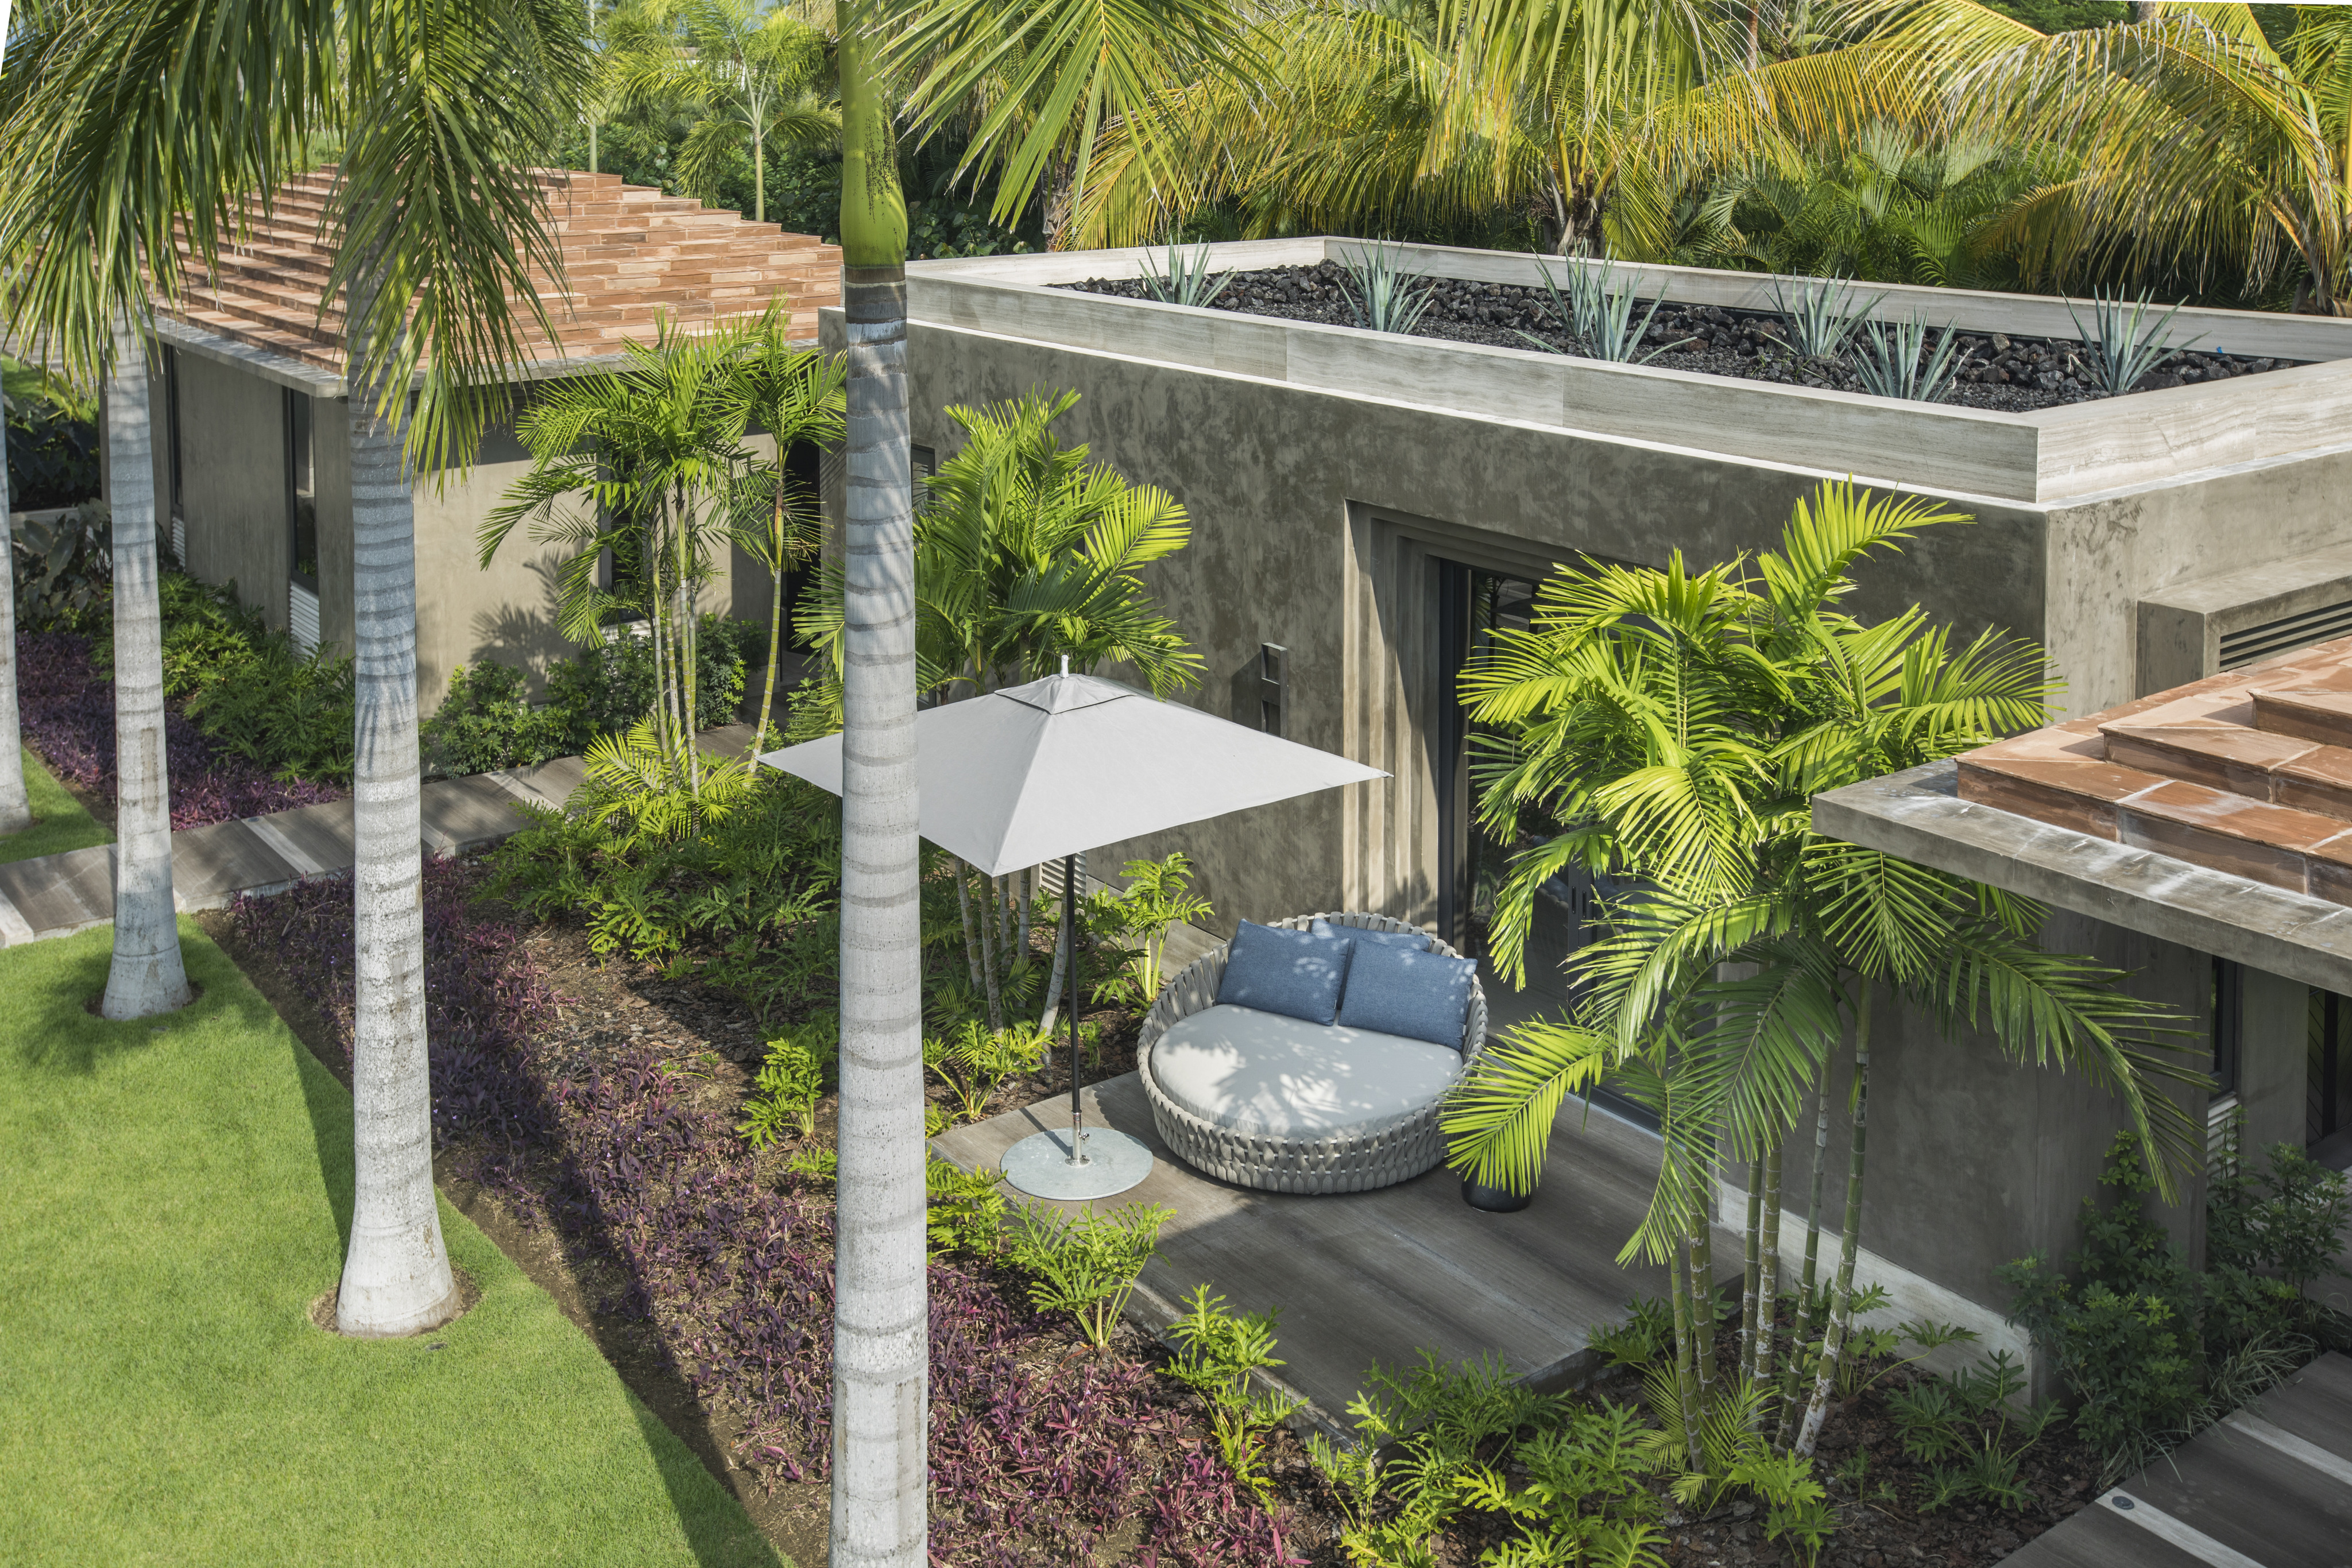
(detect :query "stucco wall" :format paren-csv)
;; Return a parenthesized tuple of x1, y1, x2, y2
(160, 349, 295, 630)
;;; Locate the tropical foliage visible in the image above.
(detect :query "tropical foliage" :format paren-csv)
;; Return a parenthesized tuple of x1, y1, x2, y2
(1438, 479, 2207, 1466)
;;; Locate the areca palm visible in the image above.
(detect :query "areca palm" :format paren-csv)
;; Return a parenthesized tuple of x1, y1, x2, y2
(1, 0, 588, 1335)
(1441, 480, 2206, 1462)
(620, 0, 839, 224)
(482, 312, 761, 802)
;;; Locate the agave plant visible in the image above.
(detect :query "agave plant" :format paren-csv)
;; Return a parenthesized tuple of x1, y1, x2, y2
(1138, 241, 1235, 308)
(1340, 242, 1436, 335)
(1769, 276, 1875, 361)
(2067, 290, 2201, 398)
(1521, 261, 1691, 365)
(1850, 315, 1965, 403)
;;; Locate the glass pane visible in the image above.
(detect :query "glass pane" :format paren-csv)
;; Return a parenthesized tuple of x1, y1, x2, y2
(288, 392, 316, 584)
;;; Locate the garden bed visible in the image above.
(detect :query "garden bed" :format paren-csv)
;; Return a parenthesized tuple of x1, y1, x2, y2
(16, 629, 343, 831)
(195, 839, 2144, 1567)
(1062, 263, 2293, 411)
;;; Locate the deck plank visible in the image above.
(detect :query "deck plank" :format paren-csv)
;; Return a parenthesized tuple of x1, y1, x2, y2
(931, 1071, 1724, 1426)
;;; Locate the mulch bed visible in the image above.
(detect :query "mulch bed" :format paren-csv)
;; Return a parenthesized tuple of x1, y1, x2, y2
(1062, 261, 2292, 412)
(204, 853, 2099, 1567)
(16, 629, 343, 831)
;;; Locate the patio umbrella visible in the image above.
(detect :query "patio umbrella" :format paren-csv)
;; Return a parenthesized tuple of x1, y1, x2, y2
(759, 665, 1386, 1198)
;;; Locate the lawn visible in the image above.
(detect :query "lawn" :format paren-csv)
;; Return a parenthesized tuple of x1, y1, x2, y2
(0, 921, 786, 1567)
(0, 744, 110, 864)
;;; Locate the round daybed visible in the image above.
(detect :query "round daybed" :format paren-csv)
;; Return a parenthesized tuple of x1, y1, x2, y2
(1136, 912, 1488, 1195)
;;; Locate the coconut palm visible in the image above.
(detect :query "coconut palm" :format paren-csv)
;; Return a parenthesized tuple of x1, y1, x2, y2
(0, 413, 30, 839)
(1, 0, 587, 1333)
(1440, 480, 2207, 1459)
(619, 0, 839, 224)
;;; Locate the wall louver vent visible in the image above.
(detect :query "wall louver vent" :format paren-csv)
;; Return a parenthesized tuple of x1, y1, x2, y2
(289, 582, 320, 656)
(2219, 598, 2352, 670)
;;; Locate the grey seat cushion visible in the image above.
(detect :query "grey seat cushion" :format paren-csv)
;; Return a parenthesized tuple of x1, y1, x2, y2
(1150, 1002, 1464, 1137)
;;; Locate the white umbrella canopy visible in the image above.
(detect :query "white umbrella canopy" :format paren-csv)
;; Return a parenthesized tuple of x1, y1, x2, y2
(757, 671, 1386, 874)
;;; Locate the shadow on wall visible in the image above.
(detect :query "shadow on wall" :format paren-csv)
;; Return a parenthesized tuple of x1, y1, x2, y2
(465, 555, 575, 704)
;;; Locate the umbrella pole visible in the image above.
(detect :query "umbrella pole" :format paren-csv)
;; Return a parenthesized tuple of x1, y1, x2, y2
(1065, 850, 1086, 1164)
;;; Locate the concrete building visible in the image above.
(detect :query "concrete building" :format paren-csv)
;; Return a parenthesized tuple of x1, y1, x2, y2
(826, 237, 2352, 1371)
(147, 168, 842, 710)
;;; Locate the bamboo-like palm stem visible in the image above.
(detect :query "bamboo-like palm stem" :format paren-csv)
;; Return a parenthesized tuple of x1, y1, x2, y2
(1754, 1134, 1784, 1421)
(1668, 1240, 1703, 1472)
(1797, 981, 1873, 1457)
(1777, 1063, 1836, 1449)
(1740, 1153, 1763, 1380)
(1689, 1171, 1718, 1420)
(977, 869, 1005, 1032)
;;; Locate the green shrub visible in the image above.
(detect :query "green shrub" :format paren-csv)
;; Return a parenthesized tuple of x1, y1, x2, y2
(925, 1158, 1010, 1258)
(423, 661, 568, 777)
(185, 641, 355, 784)
(1163, 1286, 1306, 1504)
(737, 1013, 837, 1149)
(9, 501, 110, 632)
(1002, 1201, 1171, 1349)
(542, 613, 757, 753)
(2002, 1125, 2351, 1484)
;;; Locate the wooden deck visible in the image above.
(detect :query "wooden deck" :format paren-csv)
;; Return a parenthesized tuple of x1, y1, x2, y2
(930, 1070, 1720, 1438)
(2005, 1352, 2352, 1567)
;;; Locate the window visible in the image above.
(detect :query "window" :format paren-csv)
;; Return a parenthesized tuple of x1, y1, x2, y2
(164, 349, 185, 522)
(285, 388, 316, 590)
(2213, 957, 2243, 1097)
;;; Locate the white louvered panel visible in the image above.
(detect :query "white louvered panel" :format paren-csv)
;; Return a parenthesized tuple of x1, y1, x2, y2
(169, 515, 185, 566)
(289, 581, 320, 655)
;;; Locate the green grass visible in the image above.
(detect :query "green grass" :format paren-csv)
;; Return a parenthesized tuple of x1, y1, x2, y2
(0, 746, 112, 865)
(0, 922, 787, 1567)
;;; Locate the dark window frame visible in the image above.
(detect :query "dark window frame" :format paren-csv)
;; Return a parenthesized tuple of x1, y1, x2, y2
(284, 388, 317, 593)
(2213, 957, 2244, 1098)
(164, 347, 185, 525)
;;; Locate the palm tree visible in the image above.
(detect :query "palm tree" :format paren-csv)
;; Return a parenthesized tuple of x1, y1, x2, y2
(2, 0, 586, 1333)
(483, 313, 761, 803)
(1440, 481, 2207, 1459)
(792, 389, 1200, 1029)
(98, 311, 192, 1019)
(0, 413, 31, 839)
(620, 0, 839, 225)
(722, 305, 847, 750)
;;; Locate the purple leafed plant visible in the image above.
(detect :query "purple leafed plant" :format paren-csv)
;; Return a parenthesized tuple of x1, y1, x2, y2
(15, 630, 343, 828)
(233, 860, 1299, 1567)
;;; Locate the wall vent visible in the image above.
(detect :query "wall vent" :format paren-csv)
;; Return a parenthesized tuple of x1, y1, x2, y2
(2219, 597, 2352, 670)
(169, 516, 185, 567)
(289, 582, 320, 655)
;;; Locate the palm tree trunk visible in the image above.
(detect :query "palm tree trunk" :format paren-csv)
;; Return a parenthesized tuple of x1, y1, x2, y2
(956, 857, 983, 987)
(336, 276, 458, 1337)
(1688, 1165, 1717, 1421)
(1776, 1060, 1836, 1448)
(1797, 981, 1873, 1457)
(675, 483, 701, 797)
(1017, 866, 1032, 960)
(1740, 1153, 1762, 1379)
(99, 308, 190, 1021)
(752, 483, 787, 750)
(977, 869, 1005, 1033)
(831, 0, 923, 1546)
(1754, 1134, 1784, 1408)
(1668, 1240, 1704, 1472)
(0, 413, 31, 836)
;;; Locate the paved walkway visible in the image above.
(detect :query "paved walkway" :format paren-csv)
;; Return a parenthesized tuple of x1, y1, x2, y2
(0, 725, 759, 947)
(2006, 1352, 2352, 1567)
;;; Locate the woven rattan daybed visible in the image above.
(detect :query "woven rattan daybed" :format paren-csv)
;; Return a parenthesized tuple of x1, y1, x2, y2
(1135, 912, 1489, 1195)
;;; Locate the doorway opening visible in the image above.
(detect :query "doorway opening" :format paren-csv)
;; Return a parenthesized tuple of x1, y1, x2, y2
(1434, 556, 1658, 1132)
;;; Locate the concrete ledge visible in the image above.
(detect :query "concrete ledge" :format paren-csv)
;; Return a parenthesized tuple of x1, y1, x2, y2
(1813, 759, 2352, 995)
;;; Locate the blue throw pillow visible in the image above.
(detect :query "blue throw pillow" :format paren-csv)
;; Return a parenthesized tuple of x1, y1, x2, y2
(1313, 918, 1432, 955)
(1335, 939, 1477, 1051)
(1216, 920, 1353, 1026)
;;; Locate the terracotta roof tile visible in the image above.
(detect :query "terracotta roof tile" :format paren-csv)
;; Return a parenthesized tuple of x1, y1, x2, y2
(1954, 635, 2352, 901)
(160, 167, 841, 375)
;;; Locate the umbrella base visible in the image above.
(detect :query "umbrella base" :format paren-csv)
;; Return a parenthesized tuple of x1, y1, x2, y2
(1001, 1127, 1154, 1200)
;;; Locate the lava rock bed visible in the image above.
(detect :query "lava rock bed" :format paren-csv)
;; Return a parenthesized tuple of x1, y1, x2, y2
(1063, 261, 2297, 412)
